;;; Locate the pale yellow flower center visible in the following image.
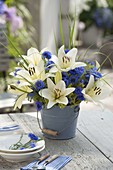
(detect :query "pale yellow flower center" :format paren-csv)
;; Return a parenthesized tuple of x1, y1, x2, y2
(29, 66, 35, 76)
(93, 86, 102, 95)
(54, 88, 61, 99)
(88, 86, 102, 97)
(62, 56, 70, 68)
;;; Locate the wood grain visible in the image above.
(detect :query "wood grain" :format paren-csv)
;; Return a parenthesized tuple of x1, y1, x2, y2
(0, 112, 113, 169)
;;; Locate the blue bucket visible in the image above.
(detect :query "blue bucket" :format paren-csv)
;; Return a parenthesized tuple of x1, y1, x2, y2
(40, 106, 80, 140)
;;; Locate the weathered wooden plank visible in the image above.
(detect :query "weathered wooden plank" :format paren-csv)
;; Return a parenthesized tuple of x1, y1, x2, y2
(0, 112, 111, 170)
(0, 114, 14, 125)
(78, 102, 113, 162)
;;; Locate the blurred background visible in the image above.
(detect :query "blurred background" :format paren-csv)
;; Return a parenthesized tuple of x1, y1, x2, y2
(0, 0, 113, 112)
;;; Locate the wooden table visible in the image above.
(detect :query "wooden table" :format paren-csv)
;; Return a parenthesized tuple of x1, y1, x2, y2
(0, 103, 113, 170)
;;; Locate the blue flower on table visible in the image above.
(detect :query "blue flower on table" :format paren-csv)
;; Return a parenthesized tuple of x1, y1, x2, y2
(20, 147, 25, 150)
(29, 142, 36, 148)
(28, 133, 38, 140)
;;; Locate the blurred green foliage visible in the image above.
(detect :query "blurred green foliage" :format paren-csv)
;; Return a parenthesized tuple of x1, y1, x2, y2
(5, 0, 37, 57)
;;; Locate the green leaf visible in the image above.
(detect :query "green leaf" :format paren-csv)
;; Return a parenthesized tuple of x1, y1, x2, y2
(59, 4, 65, 45)
(3, 31, 28, 66)
(53, 31, 58, 54)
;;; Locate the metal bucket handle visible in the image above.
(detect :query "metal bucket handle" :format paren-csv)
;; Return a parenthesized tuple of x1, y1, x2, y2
(37, 106, 80, 137)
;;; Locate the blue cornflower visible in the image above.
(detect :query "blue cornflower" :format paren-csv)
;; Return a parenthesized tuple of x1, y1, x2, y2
(20, 147, 25, 150)
(42, 51, 52, 59)
(68, 69, 76, 75)
(27, 92, 35, 100)
(77, 94, 85, 101)
(85, 60, 95, 66)
(83, 73, 90, 87)
(36, 101, 42, 111)
(35, 80, 45, 91)
(65, 49, 70, 54)
(74, 87, 82, 95)
(69, 75, 79, 85)
(75, 67, 85, 75)
(14, 69, 21, 76)
(80, 79, 85, 84)
(62, 77, 69, 87)
(91, 71, 102, 79)
(45, 61, 54, 70)
(85, 73, 90, 80)
(74, 87, 84, 101)
(28, 133, 38, 140)
(91, 66, 97, 72)
(69, 67, 85, 76)
(29, 142, 36, 148)
(62, 72, 68, 78)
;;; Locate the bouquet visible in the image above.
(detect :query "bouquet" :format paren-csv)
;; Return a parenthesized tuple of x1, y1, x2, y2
(9, 45, 112, 111)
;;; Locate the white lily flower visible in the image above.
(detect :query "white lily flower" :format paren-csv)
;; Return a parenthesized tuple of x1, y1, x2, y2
(12, 59, 54, 86)
(14, 47, 54, 85)
(39, 78, 75, 109)
(22, 47, 42, 66)
(50, 45, 86, 72)
(8, 84, 32, 110)
(82, 75, 112, 105)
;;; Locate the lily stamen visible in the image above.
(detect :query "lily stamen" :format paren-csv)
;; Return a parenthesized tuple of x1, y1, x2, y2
(62, 56, 70, 64)
(54, 88, 61, 99)
(29, 67, 35, 76)
(95, 87, 102, 95)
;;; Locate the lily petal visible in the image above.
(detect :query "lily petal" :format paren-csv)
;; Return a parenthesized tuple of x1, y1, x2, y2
(85, 75, 95, 92)
(56, 96, 68, 105)
(58, 45, 65, 58)
(66, 48, 78, 59)
(50, 55, 59, 65)
(14, 93, 27, 110)
(39, 89, 54, 100)
(47, 78, 55, 90)
(55, 80, 66, 92)
(27, 47, 39, 56)
(49, 66, 58, 73)
(72, 62, 86, 69)
(47, 100, 57, 109)
(65, 88, 75, 96)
